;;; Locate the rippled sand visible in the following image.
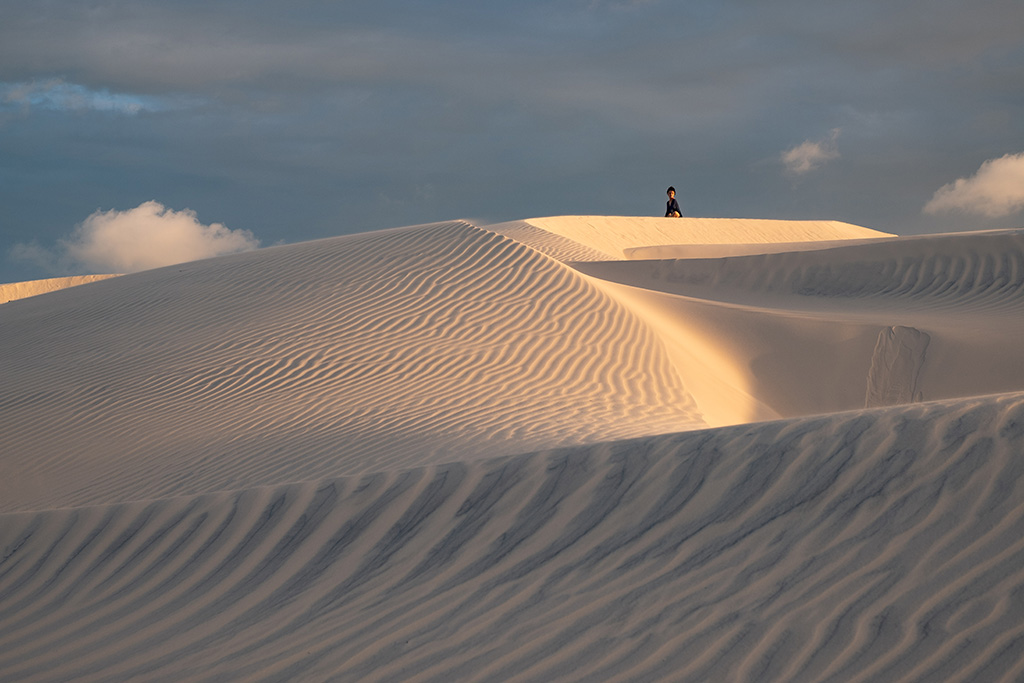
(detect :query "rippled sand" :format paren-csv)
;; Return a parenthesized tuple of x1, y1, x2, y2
(3, 216, 1024, 681)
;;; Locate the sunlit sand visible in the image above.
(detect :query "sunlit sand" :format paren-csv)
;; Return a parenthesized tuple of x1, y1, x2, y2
(0, 274, 120, 303)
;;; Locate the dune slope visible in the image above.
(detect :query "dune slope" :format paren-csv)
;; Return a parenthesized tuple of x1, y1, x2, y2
(0, 221, 700, 512)
(2, 394, 1024, 681)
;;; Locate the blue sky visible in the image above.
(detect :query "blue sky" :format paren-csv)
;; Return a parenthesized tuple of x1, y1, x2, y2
(1, 0, 1023, 281)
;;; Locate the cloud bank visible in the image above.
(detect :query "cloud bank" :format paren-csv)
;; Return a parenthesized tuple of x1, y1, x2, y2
(13, 202, 260, 275)
(924, 152, 1024, 217)
(781, 129, 841, 175)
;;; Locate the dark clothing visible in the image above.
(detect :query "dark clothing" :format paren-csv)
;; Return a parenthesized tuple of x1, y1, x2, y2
(665, 197, 681, 217)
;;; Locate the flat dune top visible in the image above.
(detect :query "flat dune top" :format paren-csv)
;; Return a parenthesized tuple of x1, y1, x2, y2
(3, 216, 1024, 681)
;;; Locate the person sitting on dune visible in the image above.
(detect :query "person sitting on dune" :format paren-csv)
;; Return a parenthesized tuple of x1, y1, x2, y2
(665, 187, 681, 217)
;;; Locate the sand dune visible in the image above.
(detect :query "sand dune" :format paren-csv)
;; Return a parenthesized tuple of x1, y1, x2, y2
(3, 216, 1024, 681)
(0, 221, 701, 512)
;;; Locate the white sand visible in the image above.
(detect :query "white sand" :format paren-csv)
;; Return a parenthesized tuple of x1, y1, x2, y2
(2, 216, 1024, 681)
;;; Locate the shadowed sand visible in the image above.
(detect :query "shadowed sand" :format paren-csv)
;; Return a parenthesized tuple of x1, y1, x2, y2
(2, 216, 1024, 681)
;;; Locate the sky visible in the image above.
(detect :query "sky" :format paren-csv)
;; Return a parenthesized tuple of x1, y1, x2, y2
(1, 0, 1023, 281)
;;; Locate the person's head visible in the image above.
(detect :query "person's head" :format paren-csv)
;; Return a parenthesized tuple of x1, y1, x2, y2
(667, 186, 676, 197)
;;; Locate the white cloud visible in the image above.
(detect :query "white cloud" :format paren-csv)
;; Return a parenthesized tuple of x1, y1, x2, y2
(781, 128, 841, 174)
(924, 152, 1024, 217)
(13, 201, 260, 274)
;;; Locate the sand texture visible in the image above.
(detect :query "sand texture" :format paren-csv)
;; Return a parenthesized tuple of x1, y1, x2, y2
(2, 216, 1024, 681)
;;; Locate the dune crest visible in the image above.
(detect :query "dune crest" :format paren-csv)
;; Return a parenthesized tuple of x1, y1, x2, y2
(4, 216, 1024, 681)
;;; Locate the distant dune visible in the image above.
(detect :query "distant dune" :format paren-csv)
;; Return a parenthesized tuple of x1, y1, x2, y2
(2, 216, 1024, 681)
(0, 274, 121, 303)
